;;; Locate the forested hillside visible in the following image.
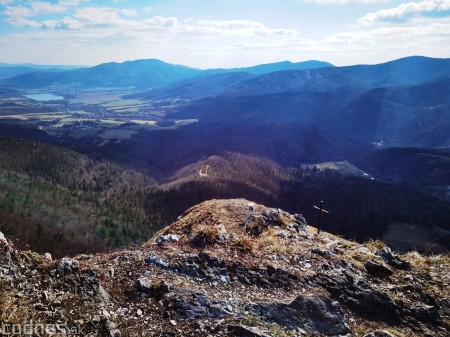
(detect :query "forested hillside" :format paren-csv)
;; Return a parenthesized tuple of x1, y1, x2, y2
(1, 137, 449, 256)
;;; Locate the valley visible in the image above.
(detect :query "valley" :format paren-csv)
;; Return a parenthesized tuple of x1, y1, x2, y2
(0, 56, 449, 258)
(0, 88, 196, 141)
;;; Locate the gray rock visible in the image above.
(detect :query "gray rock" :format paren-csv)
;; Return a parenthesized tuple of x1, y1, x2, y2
(376, 247, 411, 270)
(243, 214, 270, 236)
(375, 247, 395, 260)
(294, 214, 307, 229)
(136, 279, 172, 299)
(0, 231, 7, 244)
(319, 272, 403, 325)
(57, 258, 79, 276)
(136, 277, 152, 292)
(216, 224, 229, 242)
(220, 275, 231, 283)
(144, 253, 169, 269)
(311, 248, 334, 257)
(243, 208, 307, 236)
(364, 259, 393, 278)
(250, 295, 350, 335)
(156, 234, 179, 244)
(173, 290, 231, 319)
(96, 285, 111, 305)
(411, 303, 440, 323)
(228, 325, 272, 337)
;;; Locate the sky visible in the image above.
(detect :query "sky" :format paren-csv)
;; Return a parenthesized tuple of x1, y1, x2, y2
(0, 0, 449, 68)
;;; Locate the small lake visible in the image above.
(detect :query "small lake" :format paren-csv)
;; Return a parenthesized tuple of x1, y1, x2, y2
(24, 93, 64, 101)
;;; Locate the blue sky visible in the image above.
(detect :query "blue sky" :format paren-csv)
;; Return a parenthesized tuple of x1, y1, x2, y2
(0, 0, 449, 68)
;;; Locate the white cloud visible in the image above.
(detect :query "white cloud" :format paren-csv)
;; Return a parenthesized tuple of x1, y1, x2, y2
(21, 7, 297, 41)
(222, 20, 450, 66)
(319, 22, 450, 59)
(43, 16, 83, 29)
(6, 17, 42, 27)
(121, 8, 137, 17)
(72, 8, 177, 30)
(180, 19, 298, 38)
(75, 6, 122, 25)
(3, 5, 33, 17)
(142, 16, 178, 28)
(2, 1, 66, 18)
(30, 1, 66, 15)
(359, 0, 450, 24)
(0, 0, 14, 5)
(59, 0, 88, 6)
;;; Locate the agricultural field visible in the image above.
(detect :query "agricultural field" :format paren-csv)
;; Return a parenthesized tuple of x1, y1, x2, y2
(0, 89, 197, 143)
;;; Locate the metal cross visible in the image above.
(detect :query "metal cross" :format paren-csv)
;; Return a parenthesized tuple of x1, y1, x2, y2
(313, 200, 329, 235)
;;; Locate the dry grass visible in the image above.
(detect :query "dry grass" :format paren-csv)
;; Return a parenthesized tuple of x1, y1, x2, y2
(350, 249, 373, 263)
(403, 251, 449, 271)
(235, 235, 255, 253)
(258, 235, 278, 251)
(191, 225, 219, 246)
(365, 239, 386, 252)
(347, 248, 374, 270)
(256, 231, 290, 254)
(349, 317, 414, 337)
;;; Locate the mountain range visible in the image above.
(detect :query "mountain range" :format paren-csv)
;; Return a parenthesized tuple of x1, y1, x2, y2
(0, 63, 86, 80)
(3, 55, 446, 148)
(171, 77, 450, 146)
(2, 55, 441, 147)
(0, 55, 449, 256)
(0, 59, 333, 89)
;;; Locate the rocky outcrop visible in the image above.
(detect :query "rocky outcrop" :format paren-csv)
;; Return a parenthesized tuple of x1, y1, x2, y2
(376, 247, 411, 270)
(1, 200, 449, 337)
(249, 294, 351, 335)
(364, 259, 393, 278)
(136, 279, 172, 299)
(243, 207, 306, 236)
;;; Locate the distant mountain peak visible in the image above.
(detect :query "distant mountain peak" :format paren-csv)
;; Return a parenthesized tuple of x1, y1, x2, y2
(205, 59, 334, 76)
